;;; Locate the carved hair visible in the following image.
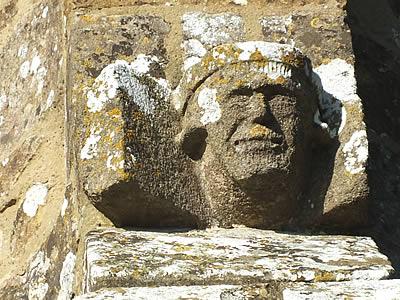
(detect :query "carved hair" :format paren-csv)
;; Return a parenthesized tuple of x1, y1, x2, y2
(173, 41, 328, 159)
(172, 41, 313, 115)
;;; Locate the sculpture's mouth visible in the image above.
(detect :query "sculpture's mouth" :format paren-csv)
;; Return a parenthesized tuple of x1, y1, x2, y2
(231, 125, 285, 153)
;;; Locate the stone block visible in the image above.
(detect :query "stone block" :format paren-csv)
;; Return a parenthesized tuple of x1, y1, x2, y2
(76, 286, 252, 300)
(0, 1, 64, 194)
(282, 279, 400, 300)
(181, 12, 245, 70)
(69, 13, 204, 227)
(74, 280, 400, 300)
(182, 12, 245, 48)
(83, 227, 393, 292)
(261, 11, 353, 65)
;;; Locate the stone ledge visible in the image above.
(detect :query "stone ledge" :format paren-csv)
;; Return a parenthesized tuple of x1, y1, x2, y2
(283, 279, 400, 299)
(76, 280, 400, 300)
(84, 227, 393, 292)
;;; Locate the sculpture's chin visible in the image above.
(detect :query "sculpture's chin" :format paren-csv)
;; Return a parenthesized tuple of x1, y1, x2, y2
(224, 153, 291, 188)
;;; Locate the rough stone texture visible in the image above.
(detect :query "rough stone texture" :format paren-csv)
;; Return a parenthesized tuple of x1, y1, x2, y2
(261, 10, 353, 66)
(1, 0, 400, 299)
(260, 8, 369, 229)
(0, 1, 79, 300)
(181, 12, 245, 71)
(282, 279, 400, 299)
(67, 2, 369, 231)
(83, 227, 393, 292)
(0, 0, 64, 211)
(72, 280, 400, 300)
(76, 285, 264, 300)
(173, 41, 368, 229)
(69, 13, 205, 227)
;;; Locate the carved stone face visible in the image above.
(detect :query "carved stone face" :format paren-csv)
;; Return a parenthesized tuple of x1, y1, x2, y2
(183, 61, 317, 193)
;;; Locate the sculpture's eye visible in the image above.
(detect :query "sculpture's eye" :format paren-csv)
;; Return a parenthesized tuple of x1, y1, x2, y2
(230, 87, 253, 97)
(254, 85, 294, 103)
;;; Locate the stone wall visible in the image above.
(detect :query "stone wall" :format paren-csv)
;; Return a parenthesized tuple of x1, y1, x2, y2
(0, 0, 74, 299)
(0, 0, 399, 299)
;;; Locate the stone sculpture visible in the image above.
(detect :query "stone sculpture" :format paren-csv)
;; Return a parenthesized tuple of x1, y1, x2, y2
(173, 41, 368, 229)
(78, 39, 368, 230)
(173, 42, 325, 228)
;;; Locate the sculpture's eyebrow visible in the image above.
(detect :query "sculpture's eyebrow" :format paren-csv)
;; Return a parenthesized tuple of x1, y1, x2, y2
(228, 85, 296, 100)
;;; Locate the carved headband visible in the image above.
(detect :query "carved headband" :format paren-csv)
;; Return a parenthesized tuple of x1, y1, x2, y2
(172, 41, 314, 116)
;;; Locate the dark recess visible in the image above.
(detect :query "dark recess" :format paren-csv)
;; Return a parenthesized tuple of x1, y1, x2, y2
(347, 0, 400, 277)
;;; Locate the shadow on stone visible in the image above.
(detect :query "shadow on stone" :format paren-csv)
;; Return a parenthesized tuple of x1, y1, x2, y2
(347, 0, 400, 277)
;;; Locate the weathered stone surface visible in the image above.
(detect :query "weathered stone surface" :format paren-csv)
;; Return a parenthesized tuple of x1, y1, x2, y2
(260, 10, 369, 228)
(181, 12, 245, 71)
(70, 13, 205, 227)
(0, 2, 72, 299)
(73, 280, 400, 300)
(83, 227, 393, 292)
(76, 285, 251, 300)
(0, 0, 64, 204)
(69, 6, 369, 231)
(261, 10, 353, 66)
(1, 1, 400, 299)
(282, 279, 400, 300)
(173, 41, 369, 229)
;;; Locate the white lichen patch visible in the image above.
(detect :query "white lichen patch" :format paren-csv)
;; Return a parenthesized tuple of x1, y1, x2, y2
(314, 59, 360, 103)
(23, 183, 48, 217)
(197, 88, 221, 125)
(235, 41, 295, 61)
(184, 56, 202, 71)
(61, 197, 68, 217)
(182, 39, 207, 58)
(342, 130, 368, 174)
(57, 252, 76, 300)
(42, 6, 49, 18)
(129, 54, 159, 75)
(86, 62, 125, 113)
(35, 67, 47, 95)
(106, 151, 124, 171)
(44, 90, 55, 111)
(1, 157, 9, 166)
(18, 45, 28, 58)
(27, 251, 51, 300)
(81, 126, 103, 160)
(20, 61, 31, 78)
(260, 15, 293, 35)
(30, 55, 41, 74)
(182, 39, 207, 70)
(86, 58, 159, 115)
(231, 0, 248, 5)
(0, 94, 7, 111)
(182, 12, 244, 47)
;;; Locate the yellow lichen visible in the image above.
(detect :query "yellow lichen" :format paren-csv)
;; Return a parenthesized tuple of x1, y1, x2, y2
(281, 52, 304, 68)
(314, 271, 337, 282)
(250, 49, 265, 61)
(310, 17, 321, 29)
(107, 107, 122, 118)
(80, 15, 96, 24)
(173, 245, 193, 252)
(250, 124, 271, 138)
(274, 75, 287, 85)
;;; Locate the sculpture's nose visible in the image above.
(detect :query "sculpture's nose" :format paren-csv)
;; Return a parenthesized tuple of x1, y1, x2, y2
(249, 92, 271, 128)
